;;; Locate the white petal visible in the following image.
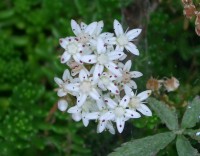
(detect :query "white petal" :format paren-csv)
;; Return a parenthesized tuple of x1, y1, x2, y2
(130, 71, 143, 78)
(80, 22, 87, 30)
(108, 51, 124, 61)
(107, 83, 119, 95)
(100, 111, 115, 120)
(97, 120, 107, 133)
(104, 98, 117, 109)
(137, 90, 152, 101)
(124, 85, 134, 97)
(113, 19, 124, 36)
(123, 60, 132, 71)
(126, 29, 142, 40)
(96, 21, 104, 35)
(129, 80, 137, 89)
(104, 37, 116, 45)
(120, 95, 130, 107)
(98, 81, 107, 91)
(116, 117, 125, 133)
(119, 53, 127, 61)
(82, 118, 89, 127)
(125, 109, 141, 118)
(81, 55, 97, 64)
(61, 52, 71, 63)
(57, 89, 67, 97)
(59, 38, 68, 49)
(137, 104, 152, 116)
(93, 64, 104, 82)
(89, 88, 100, 101)
(73, 53, 82, 64)
(99, 32, 114, 38)
(97, 38, 106, 54)
(115, 45, 124, 51)
(84, 22, 97, 35)
(77, 94, 87, 106)
(105, 62, 122, 77)
(62, 69, 71, 81)
(72, 113, 82, 121)
(79, 70, 88, 81)
(125, 42, 139, 56)
(54, 77, 63, 86)
(58, 99, 68, 111)
(71, 19, 82, 36)
(68, 106, 80, 114)
(65, 83, 79, 92)
(106, 122, 115, 135)
(85, 112, 100, 120)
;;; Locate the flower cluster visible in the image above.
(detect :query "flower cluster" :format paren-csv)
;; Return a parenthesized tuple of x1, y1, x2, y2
(54, 19, 152, 134)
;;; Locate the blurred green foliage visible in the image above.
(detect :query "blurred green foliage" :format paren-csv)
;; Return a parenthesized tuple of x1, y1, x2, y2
(0, 0, 200, 156)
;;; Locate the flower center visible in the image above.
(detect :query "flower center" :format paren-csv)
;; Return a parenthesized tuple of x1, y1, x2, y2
(114, 107, 125, 117)
(80, 81, 92, 93)
(97, 54, 109, 65)
(122, 72, 131, 83)
(116, 35, 128, 46)
(101, 76, 110, 86)
(129, 96, 140, 109)
(78, 33, 90, 44)
(67, 42, 78, 54)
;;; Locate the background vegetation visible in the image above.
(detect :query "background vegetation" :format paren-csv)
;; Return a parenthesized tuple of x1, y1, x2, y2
(0, 0, 199, 155)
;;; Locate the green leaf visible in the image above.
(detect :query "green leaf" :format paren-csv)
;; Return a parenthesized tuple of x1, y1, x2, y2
(148, 97, 179, 130)
(176, 135, 200, 156)
(108, 132, 176, 156)
(184, 129, 200, 141)
(181, 96, 200, 129)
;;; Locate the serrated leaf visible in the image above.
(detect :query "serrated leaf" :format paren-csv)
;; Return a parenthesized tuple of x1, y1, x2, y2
(108, 132, 175, 156)
(148, 97, 179, 130)
(181, 96, 200, 129)
(184, 129, 200, 141)
(176, 135, 200, 156)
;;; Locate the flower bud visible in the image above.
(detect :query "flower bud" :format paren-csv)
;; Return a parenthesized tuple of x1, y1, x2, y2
(58, 99, 68, 111)
(164, 77, 180, 92)
(146, 77, 162, 91)
(183, 4, 196, 19)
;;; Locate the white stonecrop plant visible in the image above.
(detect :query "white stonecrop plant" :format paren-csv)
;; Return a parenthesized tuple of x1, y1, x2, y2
(54, 19, 152, 134)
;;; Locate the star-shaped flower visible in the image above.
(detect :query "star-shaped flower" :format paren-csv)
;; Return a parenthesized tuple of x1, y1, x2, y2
(125, 86, 152, 116)
(114, 19, 141, 56)
(66, 70, 101, 106)
(81, 38, 124, 81)
(101, 95, 141, 133)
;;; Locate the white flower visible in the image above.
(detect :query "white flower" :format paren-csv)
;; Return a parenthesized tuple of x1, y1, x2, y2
(71, 19, 97, 44)
(85, 100, 116, 134)
(125, 86, 152, 116)
(81, 38, 124, 81)
(59, 37, 83, 64)
(58, 99, 68, 111)
(114, 19, 141, 55)
(118, 60, 143, 90)
(98, 72, 119, 94)
(54, 69, 72, 97)
(66, 70, 101, 106)
(67, 98, 99, 127)
(101, 95, 141, 133)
